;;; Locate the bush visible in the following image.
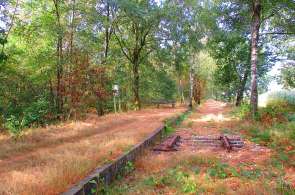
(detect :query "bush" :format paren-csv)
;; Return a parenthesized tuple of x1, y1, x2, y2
(267, 90, 295, 109)
(286, 113, 295, 122)
(22, 97, 51, 127)
(250, 130, 271, 144)
(4, 97, 52, 136)
(232, 103, 251, 119)
(258, 91, 295, 124)
(5, 115, 25, 136)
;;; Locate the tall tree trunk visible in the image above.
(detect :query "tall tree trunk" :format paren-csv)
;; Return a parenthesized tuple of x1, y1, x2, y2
(189, 62, 194, 109)
(179, 79, 184, 104)
(133, 58, 140, 110)
(236, 77, 247, 106)
(236, 64, 251, 106)
(57, 34, 63, 114)
(49, 79, 55, 107)
(250, 0, 261, 118)
(103, 1, 112, 62)
(68, 0, 76, 114)
(193, 76, 202, 105)
(53, 0, 64, 114)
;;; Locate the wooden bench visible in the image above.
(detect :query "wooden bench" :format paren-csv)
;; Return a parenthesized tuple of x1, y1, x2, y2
(151, 100, 176, 108)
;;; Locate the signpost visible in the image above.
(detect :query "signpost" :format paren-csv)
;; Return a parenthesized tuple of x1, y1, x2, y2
(112, 84, 120, 113)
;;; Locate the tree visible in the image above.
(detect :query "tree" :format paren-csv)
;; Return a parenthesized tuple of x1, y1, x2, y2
(52, 0, 64, 114)
(113, 0, 161, 109)
(0, 29, 7, 64)
(249, 0, 261, 118)
(279, 62, 295, 89)
(208, 33, 252, 105)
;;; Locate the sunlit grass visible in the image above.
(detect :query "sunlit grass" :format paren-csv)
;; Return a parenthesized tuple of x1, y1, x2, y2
(0, 107, 185, 195)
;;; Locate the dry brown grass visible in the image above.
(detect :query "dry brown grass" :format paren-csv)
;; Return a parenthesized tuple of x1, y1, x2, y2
(0, 107, 185, 195)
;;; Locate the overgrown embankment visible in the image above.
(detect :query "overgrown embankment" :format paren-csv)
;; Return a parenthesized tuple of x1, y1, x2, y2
(105, 100, 295, 194)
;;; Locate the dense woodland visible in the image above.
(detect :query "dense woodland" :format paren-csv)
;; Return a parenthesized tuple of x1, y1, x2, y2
(0, 0, 294, 136)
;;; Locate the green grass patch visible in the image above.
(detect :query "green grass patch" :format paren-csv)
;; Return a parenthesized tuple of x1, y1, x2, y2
(164, 111, 192, 136)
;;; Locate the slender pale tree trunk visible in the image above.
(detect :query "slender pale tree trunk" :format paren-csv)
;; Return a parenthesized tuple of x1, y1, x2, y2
(103, 1, 112, 62)
(250, 0, 261, 118)
(189, 61, 194, 109)
(179, 79, 185, 104)
(53, 0, 64, 115)
(96, 1, 113, 116)
(133, 58, 140, 110)
(236, 64, 251, 106)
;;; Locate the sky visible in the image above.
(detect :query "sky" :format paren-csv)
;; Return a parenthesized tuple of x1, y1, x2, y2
(0, 21, 4, 29)
(267, 62, 283, 92)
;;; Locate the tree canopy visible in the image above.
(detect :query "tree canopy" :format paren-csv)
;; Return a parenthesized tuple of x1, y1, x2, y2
(0, 0, 294, 134)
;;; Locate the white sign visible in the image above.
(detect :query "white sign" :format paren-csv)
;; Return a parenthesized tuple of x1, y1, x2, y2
(113, 84, 119, 96)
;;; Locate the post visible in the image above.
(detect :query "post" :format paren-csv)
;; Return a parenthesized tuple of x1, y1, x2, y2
(118, 97, 122, 112)
(113, 96, 117, 113)
(113, 84, 119, 113)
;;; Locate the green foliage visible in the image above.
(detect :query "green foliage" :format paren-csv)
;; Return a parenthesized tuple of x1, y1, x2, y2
(247, 128, 271, 144)
(141, 66, 177, 102)
(5, 115, 25, 136)
(164, 111, 191, 135)
(4, 97, 52, 136)
(254, 91, 295, 124)
(239, 107, 295, 166)
(239, 167, 261, 180)
(287, 113, 295, 122)
(164, 124, 175, 136)
(169, 167, 197, 193)
(89, 179, 98, 194)
(193, 166, 200, 175)
(0, 29, 7, 64)
(207, 162, 231, 179)
(143, 176, 157, 186)
(232, 103, 251, 119)
(278, 63, 295, 89)
(276, 178, 295, 195)
(22, 98, 51, 127)
(124, 161, 135, 174)
(206, 161, 262, 180)
(267, 90, 295, 108)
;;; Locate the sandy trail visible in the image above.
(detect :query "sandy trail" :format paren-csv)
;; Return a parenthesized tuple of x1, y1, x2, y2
(173, 100, 272, 166)
(0, 106, 185, 195)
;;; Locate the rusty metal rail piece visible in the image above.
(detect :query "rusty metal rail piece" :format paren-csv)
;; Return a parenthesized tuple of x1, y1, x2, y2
(153, 135, 180, 151)
(192, 135, 244, 150)
(220, 135, 232, 152)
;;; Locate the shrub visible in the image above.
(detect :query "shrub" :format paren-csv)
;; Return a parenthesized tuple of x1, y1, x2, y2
(207, 162, 231, 179)
(5, 115, 25, 136)
(4, 97, 52, 136)
(287, 113, 295, 122)
(232, 103, 251, 119)
(22, 97, 51, 127)
(258, 100, 293, 125)
(267, 90, 295, 109)
(239, 167, 261, 179)
(0, 114, 5, 131)
(248, 127, 272, 145)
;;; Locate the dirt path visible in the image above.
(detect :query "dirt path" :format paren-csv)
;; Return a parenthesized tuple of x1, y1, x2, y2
(0, 107, 185, 195)
(173, 100, 272, 166)
(143, 100, 272, 171)
(110, 100, 286, 194)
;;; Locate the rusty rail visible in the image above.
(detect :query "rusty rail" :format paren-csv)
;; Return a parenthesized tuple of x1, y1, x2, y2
(153, 135, 180, 151)
(220, 135, 232, 152)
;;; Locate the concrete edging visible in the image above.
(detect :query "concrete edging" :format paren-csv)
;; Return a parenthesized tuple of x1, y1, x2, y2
(62, 109, 190, 195)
